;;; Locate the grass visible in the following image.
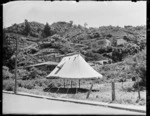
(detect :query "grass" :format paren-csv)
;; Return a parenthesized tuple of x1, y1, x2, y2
(5, 78, 145, 106)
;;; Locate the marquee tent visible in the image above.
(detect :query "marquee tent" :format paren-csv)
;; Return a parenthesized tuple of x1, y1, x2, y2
(46, 53, 103, 98)
(46, 53, 103, 79)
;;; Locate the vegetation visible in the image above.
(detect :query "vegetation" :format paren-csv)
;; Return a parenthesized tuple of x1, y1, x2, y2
(126, 49, 146, 88)
(42, 22, 52, 38)
(3, 21, 146, 106)
(24, 19, 31, 36)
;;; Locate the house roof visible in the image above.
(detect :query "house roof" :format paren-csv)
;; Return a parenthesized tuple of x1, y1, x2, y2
(25, 61, 58, 67)
(117, 39, 127, 45)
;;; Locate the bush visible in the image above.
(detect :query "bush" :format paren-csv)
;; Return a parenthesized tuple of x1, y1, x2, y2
(34, 79, 46, 87)
(22, 67, 46, 80)
(22, 81, 35, 90)
(3, 66, 14, 79)
(15, 69, 30, 80)
(48, 82, 61, 88)
(3, 79, 14, 91)
(18, 79, 48, 89)
(25, 83, 35, 89)
(23, 19, 31, 36)
(133, 82, 146, 90)
(126, 50, 146, 88)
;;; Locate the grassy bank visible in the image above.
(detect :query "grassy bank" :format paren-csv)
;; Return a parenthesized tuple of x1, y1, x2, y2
(3, 78, 146, 106)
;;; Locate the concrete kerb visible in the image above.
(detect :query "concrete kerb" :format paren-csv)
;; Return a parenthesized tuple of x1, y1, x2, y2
(3, 90, 146, 113)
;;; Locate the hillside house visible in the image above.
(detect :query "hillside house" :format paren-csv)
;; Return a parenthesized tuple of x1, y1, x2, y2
(104, 39, 111, 46)
(25, 52, 86, 74)
(91, 39, 111, 49)
(117, 39, 127, 46)
(94, 59, 112, 65)
(25, 61, 58, 74)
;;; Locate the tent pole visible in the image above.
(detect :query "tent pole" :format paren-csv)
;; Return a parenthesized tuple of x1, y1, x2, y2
(79, 79, 80, 88)
(64, 79, 65, 88)
(71, 80, 72, 88)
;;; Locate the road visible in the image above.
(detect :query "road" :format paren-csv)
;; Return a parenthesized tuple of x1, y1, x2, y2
(2, 93, 145, 115)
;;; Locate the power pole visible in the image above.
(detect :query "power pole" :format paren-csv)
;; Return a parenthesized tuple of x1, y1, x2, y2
(14, 37, 18, 94)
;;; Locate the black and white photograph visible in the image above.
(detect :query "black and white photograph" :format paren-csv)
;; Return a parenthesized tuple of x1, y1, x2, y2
(2, 1, 146, 115)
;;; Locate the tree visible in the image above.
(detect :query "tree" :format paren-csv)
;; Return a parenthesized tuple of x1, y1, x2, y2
(69, 20, 73, 26)
(24, 19, 31, 36)
(84, 22, 88, 28)
(125, 50, 146, 99)
(112, 47, 124, 62)
(3, 32, 16, 69)
(42, 22, 52, 38)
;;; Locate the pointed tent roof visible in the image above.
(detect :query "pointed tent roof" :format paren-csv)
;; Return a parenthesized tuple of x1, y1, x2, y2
(46, 53, 103, 79)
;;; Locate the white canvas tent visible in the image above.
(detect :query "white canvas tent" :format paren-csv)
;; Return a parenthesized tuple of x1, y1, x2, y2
(46, 53, 103, 79)
(46, 53, 103, 98)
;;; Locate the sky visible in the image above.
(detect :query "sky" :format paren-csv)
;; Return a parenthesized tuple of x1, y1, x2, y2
(3, 1, 146, 28)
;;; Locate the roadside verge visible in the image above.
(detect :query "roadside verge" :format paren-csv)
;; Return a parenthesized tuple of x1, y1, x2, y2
(3, 90, 146, 114)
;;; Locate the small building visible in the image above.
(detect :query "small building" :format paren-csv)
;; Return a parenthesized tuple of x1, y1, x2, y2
(104, 39, 111, 46)
(117, 39, 127, 46)
(94, 59, 112, 65)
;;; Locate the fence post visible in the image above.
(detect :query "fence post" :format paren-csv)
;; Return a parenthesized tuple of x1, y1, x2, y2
(137, 79, 141, 99)
(86, 83, 93, 99)
(111, 82, 115, 101)
(79, 79, 80, 88)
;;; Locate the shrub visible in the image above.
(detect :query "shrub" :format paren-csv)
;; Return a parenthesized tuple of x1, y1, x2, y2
(34, 79, 46, 87)
(126, 50, 146, 88)
(14, 69, 30, 80)
(3, 66, 14, 79)
(42, 23, 52, 38)
(17, 80, 23, 87)
(23, 19, 31, 36)
(48, 82, 61, 88)
(3, 79, 14, 91)
(23, 81, 35, 90)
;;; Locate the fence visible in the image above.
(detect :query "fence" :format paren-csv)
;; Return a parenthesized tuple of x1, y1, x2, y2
(3, 76, 146, 105)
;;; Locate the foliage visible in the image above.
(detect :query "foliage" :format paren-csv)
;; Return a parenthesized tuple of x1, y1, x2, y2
(48, 82, 62, 88)
(17, 69, 30, 80)
(111, 47, 124, 62)
(22, 67, 46, 80)
(125, 50, 146, 87)
(3, 66, 14, 79)
(42, 22, 52, 38)
(3, 21, 146, 75)
(23, 19, 31, 36)
(17, 80, 35, 89)
(69, 20, 73, 26)
(95, 46, 113, 54)
(3, 31, 15, 67)
(3, 79, 15, 91)
(23, 81, 35, 89)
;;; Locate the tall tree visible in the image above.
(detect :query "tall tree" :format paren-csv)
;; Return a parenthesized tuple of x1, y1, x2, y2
(3, 30, 15, 69)
(84, 22, 88, 28)
(69, 20, 73, 26)
(24, 19, 31, 36)
(42, 22, 52, 38)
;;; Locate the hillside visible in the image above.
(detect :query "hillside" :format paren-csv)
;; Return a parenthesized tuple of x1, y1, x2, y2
(3, 20, 146, 106)
(3, 20, 146, 72)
